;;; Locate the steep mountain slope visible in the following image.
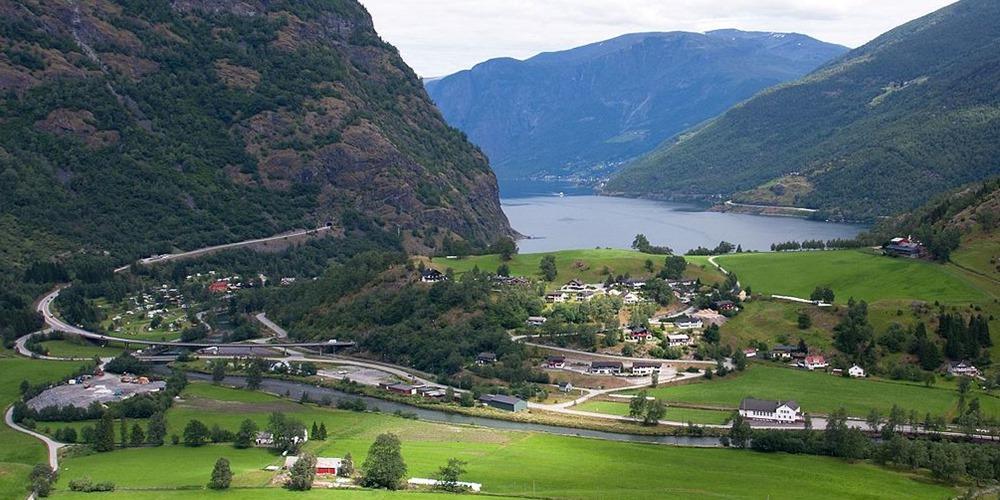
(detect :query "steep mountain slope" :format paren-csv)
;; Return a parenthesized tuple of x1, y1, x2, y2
(424, 30, 846, 180)
(608, 0, 1000, 221)
(0, 0, 511, 271)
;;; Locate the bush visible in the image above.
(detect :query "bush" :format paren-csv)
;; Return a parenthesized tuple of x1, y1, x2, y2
(68, 477, 116, 492)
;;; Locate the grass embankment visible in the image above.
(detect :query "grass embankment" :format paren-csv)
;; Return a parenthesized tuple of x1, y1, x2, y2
(53, 382, 955, 499)
(575, 400, 733, 425)
(719, 299, 840, 351)
(423, 249, 725, 286)
(0, 352, 92, 500)
(639, 364, 1000, 419)
(715, 249, 992, 304)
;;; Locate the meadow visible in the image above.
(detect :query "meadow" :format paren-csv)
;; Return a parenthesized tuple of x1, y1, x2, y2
(715, 249, 992, 304)
(0, 353, 92, 500)
(639, 363, 999, 419)
(718, 299, 840, 351)
(575, 400, 733, 425)
(39, 339, 126, 359)
(422, 249, 724, 286)
(50, 382, 955, 499)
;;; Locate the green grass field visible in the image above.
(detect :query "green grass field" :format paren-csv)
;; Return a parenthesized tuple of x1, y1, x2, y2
(638, 363, 999, 419)
(575, 400, 733, 425)
(719, 299, 840, 351)
(422, 249, 724, 286)
(951, 231, 999, 283)
(49, 382, 955, 499)
(715, 250, 993, 304)
(39, 339, 126, 359)
(0, 353, 92, 500)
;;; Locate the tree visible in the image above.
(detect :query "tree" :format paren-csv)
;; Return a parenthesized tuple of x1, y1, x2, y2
(434, 458, 468, 492)
(119, 416, 128, 448)
(245, 359, 263, 390)
(702, 324, 720, 344)
(866, 408, 882, 434)
(643, 399, 667, 425)
(632, 234, 651, 252)
(29, 464, 55, 498)
(234, 419, 258, 449)
(318, 422, 328, 441)
(732, 349, 747, 371)
(339, 452, 355, 477)
(212, 361, 227, 384)
(311, 422, 319, 441)
(496, 263, 510, 277)
(729, 412, 751, 448)
(629, 391, 648, 420)
(209, 458, 233, 490)
(287, 453, 317, 491)
(659, 256, 687, 280)
(183, 419, 210, 447)
(361, 433, 407, 490)
(539, 255, 557, 282)
(129, 423, 145, 447)
(94, 412, 116, 452)
(810, 286, 835, 303)
(491, 237, 517, 261)
(147, 412, 167, 446)
(797, 311, 812, 329)
(267, 412, 306, 453)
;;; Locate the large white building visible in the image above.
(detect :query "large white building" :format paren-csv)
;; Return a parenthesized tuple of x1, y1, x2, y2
(738, 398, 801, 423)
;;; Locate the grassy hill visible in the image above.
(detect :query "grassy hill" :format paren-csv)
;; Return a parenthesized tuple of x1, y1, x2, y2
(607, 0, 1000, 221)
(715, 249, 994, 305)
(421, 249, 725, 286)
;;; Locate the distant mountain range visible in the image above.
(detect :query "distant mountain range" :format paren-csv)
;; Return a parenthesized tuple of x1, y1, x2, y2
(425, 30, 847, 180)
(608, 0, 1000, 221)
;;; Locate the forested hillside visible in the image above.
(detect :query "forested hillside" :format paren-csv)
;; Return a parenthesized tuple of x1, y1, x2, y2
(426, 30, 845, 180)
(608, 0, 1000, 221)
(0, 0, 511, 274)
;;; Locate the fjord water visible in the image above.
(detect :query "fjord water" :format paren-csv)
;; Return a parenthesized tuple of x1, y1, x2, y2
(499, 181, 864, 254)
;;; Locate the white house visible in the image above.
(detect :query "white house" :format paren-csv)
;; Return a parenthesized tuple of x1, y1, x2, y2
(948, 361, 980, 377)
(526, 316, 547, 326)
(673, 316, 703, 330)
(739, 398, 801, 423)
(590, 361, 623, 375)
(848, 365, 866, 378)
(666, 334, 690, 347)
(630, 361, 662, 376)
(545, 292, 568, 303)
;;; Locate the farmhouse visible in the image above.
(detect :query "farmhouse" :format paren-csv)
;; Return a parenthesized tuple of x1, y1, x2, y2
(712, 300, 737, 312)
(526, 316, 547, 326)
(673, 316, 703, 330)
(284, 456, 343, 475)
(803, 355, 828, 371)
(590, 361, 624, 375)
(420, 268, 447, 283)
(883, 236, 923, 258)
(742, 348, 758, 358)
(254, 432, 274, 447)
(948, 361, 980, 377)
(739, 398, 801, 423)
(625, 327, 653, 342)
(630, 361, 663, 376)
(207, 281, 229, 293)
(476, 352, 497, 365)
(666, 334, 690, 347)
(848, 365, 866, 378)
(479, 394, 527, 412)
(769, 344, 797, 360)
(545, 356, 566, 369)
(545, 292, 568, 303)
(558, 381, 574, 393)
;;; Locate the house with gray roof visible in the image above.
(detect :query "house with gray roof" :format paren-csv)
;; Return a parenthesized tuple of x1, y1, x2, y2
(738, 398, 801, 423)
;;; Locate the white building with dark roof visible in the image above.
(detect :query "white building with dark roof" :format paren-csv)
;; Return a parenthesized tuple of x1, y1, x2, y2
(738, 398, 801, 423)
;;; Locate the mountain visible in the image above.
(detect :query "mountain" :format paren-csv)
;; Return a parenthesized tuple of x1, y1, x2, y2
(608, 0, 1000, 221)
(0, 0, 511, 271)
(424, 30, 847, 180)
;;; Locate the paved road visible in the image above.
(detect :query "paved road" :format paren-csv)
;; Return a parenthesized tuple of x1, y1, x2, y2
(723, 200, 817, 214)
(5, 406, 65, 471)
(513, 335, 720, 367)
(36, 288, 353, 349)
(114, 226, 334, 272)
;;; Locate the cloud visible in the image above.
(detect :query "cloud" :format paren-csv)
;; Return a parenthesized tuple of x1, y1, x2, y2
(359, 0, 956, 76)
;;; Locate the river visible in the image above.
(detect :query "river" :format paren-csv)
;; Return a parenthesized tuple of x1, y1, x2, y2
(499, 180, 865, 254)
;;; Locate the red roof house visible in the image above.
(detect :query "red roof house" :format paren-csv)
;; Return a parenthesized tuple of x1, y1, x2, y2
(208, 281, 228, 293)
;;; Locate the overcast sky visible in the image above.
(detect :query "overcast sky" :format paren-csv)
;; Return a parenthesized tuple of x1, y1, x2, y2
(359, 0, 956, 77)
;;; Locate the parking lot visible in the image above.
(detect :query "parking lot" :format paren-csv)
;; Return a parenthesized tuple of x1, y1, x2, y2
(27, 374, 167, 410)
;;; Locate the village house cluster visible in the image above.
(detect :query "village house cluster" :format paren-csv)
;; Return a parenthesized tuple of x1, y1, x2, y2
(544, 279, 647, 304)
(109, 284, 189, 334)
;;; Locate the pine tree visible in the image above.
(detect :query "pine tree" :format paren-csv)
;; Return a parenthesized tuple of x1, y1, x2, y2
(147, 412, 167, 446)
(339, 452, 354, 477)
(287, 453, 316, 491)
(94, 412, 116, 452)
(235, 419, 258, 449)
(318, 422, 327, 441)
(245, 359, 263, 390)
(119, 416, 128, 448)
(208, 457, 233, 490)
(130, 423, 145, 447)
(310, 422, 319, 441)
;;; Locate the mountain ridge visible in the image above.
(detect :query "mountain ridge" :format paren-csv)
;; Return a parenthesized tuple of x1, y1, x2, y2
(425, 29, 847, 180)
(608, 0, 1000, 221)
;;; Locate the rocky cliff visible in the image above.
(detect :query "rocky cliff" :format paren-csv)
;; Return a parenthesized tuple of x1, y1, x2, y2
(0, 0, 511, 266)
